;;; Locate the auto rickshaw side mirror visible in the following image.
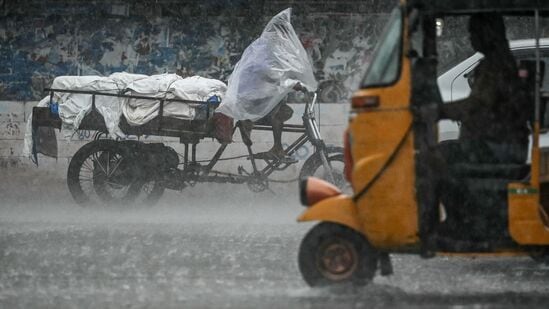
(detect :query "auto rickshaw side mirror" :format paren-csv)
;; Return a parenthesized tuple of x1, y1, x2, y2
(464, 70, 475, 88)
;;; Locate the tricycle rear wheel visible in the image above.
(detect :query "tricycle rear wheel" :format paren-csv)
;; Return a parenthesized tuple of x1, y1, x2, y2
(67, 140, 164, 207)
(299, 222, 378, 287)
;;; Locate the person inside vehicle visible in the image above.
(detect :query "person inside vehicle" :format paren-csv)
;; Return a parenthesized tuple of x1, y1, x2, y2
(439, 13, 530, 165)
(429, 13, 533, 244)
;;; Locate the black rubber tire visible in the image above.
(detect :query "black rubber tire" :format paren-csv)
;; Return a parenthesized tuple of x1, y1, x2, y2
(67, 140, 164, 207)
(529, 248, 549, 264)
(299, 147, 348, 191)
(298, 222, 378, 287)
(135, 179, 165, 206)
(91, 150, 140, 204)
(318, 81, 344, 103)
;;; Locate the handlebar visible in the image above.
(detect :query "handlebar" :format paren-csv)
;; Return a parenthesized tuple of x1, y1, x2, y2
(309, 93, 318, 113)
(301, 88, 318, 115)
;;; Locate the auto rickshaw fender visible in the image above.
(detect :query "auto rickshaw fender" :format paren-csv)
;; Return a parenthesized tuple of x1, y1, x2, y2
(297, 194, 362, 234)
(350, 153, 386, 196)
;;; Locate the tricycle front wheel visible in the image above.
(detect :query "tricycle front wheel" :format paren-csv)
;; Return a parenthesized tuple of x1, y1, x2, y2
(299, 147, 349, 192)
(299, 222, 378, 287)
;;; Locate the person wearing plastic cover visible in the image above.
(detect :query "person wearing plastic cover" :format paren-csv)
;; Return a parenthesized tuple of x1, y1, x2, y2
(215, 8, 318, 162)
(439, 13, 530, 165)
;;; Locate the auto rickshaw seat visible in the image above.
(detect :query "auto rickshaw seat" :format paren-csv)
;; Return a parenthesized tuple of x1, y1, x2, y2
(441, 175, 516, 242)
(440, 160, 529, 242)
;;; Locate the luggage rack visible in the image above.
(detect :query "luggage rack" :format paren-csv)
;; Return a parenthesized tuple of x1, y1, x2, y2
(34, 88, 216, 142)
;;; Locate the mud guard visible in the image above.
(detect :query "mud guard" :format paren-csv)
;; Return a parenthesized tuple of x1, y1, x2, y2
(297, 194, 362, 234)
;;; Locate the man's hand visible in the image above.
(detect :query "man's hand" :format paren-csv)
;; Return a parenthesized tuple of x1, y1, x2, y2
(293, 82, 305, 92)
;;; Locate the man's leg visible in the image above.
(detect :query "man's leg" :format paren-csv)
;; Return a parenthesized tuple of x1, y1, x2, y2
(270, 116, 284, 155)
(268, 103, 293, 158)
(253, 103, 296, 162)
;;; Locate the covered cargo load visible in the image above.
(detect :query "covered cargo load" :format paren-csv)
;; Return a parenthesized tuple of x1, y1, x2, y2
(22, 73, 227, 159)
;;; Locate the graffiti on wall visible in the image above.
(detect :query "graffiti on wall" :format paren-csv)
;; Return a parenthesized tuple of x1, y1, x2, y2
(1, 113, 20, 138)
(0, 2, 396, 103)
(293, 13, 389, 103)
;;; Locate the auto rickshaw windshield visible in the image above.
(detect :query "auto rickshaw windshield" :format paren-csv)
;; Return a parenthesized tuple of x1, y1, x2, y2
(361, 7, 403, 88)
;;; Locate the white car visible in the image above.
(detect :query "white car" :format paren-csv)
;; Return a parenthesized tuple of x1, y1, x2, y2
(436, 38, 549, 145)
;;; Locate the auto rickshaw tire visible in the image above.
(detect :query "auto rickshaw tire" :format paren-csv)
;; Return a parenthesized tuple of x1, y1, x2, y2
(67, 140, 164, 207)
(529, 248, 549, 264)
(299, 147, 347, 191)
(298, 222, 378, 287)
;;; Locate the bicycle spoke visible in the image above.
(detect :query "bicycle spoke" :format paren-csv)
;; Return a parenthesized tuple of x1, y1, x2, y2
(92, 152, 108, 176)
(109, 156, 124, 177)
(82, 159, 95, 173)
(105, 181, 126, 189)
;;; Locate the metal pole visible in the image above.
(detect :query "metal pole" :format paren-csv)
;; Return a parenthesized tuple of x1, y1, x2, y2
(533, 9, 542, 186)
(535, 9, 541, 129)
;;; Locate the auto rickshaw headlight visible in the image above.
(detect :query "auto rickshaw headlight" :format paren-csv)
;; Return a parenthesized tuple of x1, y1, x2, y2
(351, 95, 379, 109)
(299, 177, 342, 207)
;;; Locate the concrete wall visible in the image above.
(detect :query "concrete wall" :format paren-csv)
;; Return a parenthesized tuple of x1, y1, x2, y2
(0, 0, 383, 182)
(2, 99, 348, 185)
(0, 0, 395, 103)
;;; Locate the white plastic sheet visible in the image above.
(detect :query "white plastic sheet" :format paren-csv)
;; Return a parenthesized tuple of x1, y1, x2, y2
(122, 74, 227, 126)
(22, 73, 227, 158)
(22, 73, 145, 158)
(216, 8, 317, 121)
(22, 96, 50, 158)
(122, 73, 184, 126)
(52, 74, 146, 137)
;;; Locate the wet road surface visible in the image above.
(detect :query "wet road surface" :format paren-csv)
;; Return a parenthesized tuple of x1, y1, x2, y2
(2, 169, 549, 308)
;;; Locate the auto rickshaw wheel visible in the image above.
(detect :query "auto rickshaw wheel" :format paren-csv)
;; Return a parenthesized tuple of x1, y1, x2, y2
(67, 140, 164, 207)
(529, 248, 549, 264)
(299, 222, 378, 287)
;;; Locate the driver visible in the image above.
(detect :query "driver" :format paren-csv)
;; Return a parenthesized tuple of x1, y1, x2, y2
(439, 13, 530, 165)
(214, 9, 317, 163)
(240, 83, 304, 164)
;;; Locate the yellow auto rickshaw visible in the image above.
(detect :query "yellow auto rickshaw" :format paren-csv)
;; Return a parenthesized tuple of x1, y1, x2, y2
(297, 0, 549, 286)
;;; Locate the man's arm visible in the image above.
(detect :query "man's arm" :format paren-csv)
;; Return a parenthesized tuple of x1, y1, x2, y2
(440, 98, 471, 121)
(439, 62, 498, 121)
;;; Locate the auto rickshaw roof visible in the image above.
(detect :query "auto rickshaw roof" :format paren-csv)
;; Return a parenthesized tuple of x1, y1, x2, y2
(408, 0, 549, 15)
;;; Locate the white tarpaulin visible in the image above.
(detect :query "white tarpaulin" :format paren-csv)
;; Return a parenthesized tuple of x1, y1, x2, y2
(22, 73, 227, 157)
(215, 8, 318, 121)
(22, 73, 144, 158)
(52, 73, 146, 137)
(122, 74, 227, 126)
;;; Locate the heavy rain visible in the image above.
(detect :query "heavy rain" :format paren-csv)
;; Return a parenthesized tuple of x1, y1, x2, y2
(3, 0, 549, 308)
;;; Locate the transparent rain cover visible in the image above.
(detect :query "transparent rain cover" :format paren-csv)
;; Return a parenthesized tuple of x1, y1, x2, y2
(216, 8, 318, 121)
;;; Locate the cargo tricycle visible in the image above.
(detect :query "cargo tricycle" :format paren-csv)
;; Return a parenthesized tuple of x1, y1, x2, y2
(31, 89, 345, 206)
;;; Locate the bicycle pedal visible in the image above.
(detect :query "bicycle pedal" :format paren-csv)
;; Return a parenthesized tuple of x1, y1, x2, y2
(237, 165, 250, 176)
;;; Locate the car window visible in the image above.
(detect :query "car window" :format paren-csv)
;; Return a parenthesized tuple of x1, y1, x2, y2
(513, 48, 549, 92)
(444, 48, 549, 103)
(513, 48, 549, 128)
